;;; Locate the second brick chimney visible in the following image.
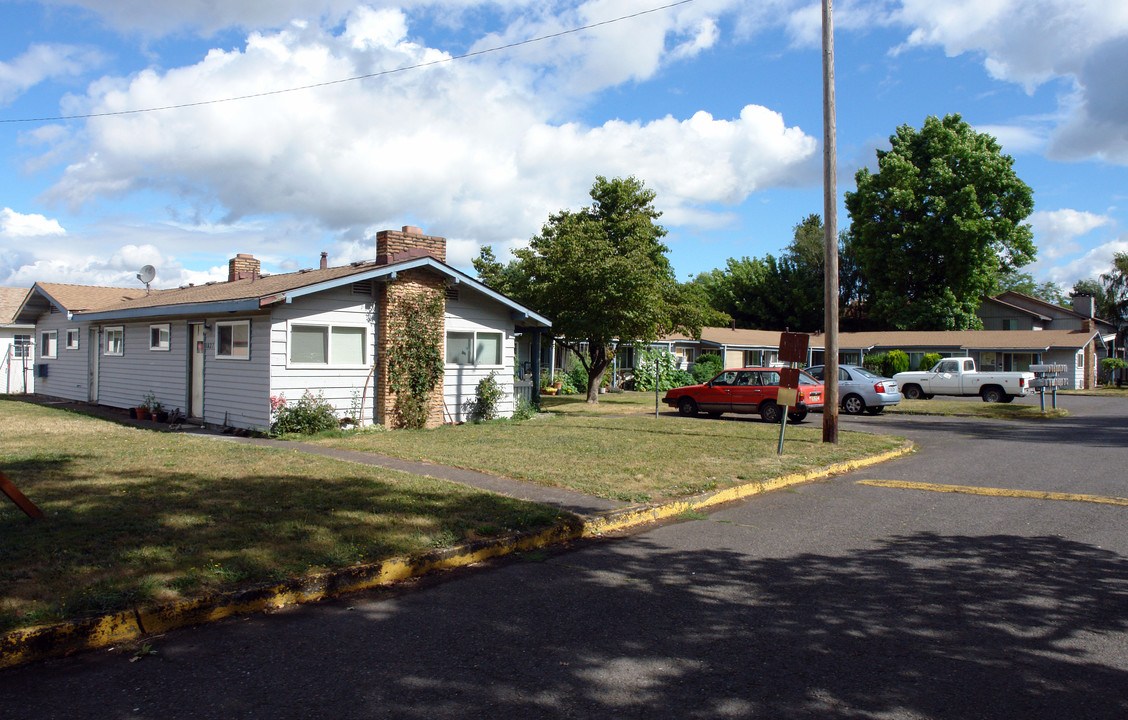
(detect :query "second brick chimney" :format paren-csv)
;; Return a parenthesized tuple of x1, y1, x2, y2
(228, 254, 260, 282)
(376, 226, 446, 264)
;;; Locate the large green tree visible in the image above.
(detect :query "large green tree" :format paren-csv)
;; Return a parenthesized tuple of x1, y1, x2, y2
(694, 214, 859, 331)
(475, 176, 715, 402)
(1073, 251, 1128, 336)
(845, 114, 1036, 330)
(994, 268, 1066, 305)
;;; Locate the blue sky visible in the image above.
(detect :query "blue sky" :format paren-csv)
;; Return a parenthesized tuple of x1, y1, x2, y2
(2, 0, 1127, 299)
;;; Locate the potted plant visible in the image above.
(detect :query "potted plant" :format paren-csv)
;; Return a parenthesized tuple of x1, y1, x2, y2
(151, 399, 169, 423)
(137, 391, 157, 421)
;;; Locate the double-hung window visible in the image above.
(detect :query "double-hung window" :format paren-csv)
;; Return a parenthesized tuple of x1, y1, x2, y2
(104, 327, 124, 356)
(13, 334, 30, 358)
(216, 320, 250, 359)
(40, 330, 57, 359)
(289, 324, 367, 366)
(150, 324, 170, 351)
(445, 330, 503, 366)
(65, 328, 79, 350)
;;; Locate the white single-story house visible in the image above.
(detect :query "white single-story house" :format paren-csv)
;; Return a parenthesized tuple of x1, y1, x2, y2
(1, 287, 35, 395)
(15, 227, 550, 430)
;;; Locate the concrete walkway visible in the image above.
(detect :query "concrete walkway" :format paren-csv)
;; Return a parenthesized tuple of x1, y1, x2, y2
(39, 398, 625, 516)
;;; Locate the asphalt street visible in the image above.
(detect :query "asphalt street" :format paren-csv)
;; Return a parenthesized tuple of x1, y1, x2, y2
(1, 394, 1125, 719)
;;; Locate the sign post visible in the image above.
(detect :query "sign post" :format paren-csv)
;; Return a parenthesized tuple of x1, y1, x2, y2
(776, 333, 810, 455)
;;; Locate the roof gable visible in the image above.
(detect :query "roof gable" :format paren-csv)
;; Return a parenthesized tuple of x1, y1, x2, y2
(0, 287, 30, 325)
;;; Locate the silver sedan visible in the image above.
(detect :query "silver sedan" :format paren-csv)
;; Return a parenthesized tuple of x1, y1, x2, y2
(804, 364, 902, 415)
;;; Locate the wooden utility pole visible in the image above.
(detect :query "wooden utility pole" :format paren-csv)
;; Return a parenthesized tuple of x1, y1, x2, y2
(822, 0, 840, 443)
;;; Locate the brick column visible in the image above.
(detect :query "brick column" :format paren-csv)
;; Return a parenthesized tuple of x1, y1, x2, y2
(376, 269, 448, 428)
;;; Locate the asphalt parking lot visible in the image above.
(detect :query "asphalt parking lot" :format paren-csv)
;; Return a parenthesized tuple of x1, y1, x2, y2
(1, 394, 1124, 719)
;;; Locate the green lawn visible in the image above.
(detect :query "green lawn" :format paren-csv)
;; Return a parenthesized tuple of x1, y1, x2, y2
(0, 398, 562, 633)
(310, 392, 907, 502)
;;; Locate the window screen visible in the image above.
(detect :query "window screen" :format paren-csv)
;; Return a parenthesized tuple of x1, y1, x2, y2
(290, 325, 328, 363)
(330, 327, 365, 365)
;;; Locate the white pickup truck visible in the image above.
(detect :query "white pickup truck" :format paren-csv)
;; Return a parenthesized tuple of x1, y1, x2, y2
(893, 357, 1034, 403)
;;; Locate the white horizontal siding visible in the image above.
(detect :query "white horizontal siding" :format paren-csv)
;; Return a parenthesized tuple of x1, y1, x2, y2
(1, 329, 35, 394)
(443, 288, 515, 422)
(269, 286, 379, 425)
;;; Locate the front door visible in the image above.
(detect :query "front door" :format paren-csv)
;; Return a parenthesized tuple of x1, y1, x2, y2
(88, 327, 99, 402)
(189, 324, 204, 418)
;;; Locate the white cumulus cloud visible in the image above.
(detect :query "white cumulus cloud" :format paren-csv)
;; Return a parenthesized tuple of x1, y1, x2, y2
(39, 7, 816, 260)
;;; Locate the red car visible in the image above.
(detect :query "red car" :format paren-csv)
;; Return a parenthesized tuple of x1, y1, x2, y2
(662, 367, 825, 423)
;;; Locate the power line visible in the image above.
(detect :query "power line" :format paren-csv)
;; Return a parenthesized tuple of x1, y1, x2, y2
(1, 0, 696, 125)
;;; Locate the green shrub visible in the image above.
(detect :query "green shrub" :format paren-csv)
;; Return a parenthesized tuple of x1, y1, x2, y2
(466, 372, 504, 422)
(864, 350, 909, 377)
(919, 353, 943, 371)
(512, 396, 538, 420)
(271, 391, 340, 435)
(691, 352, 725, 383)
(886, 349, 910, 376)
(634, 348, 693, 392)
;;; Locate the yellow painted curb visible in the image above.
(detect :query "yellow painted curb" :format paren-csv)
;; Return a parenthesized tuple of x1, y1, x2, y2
(583, 442, 915, 536)
(0, 442, 912, 670)
(857, 479, 1128, 506)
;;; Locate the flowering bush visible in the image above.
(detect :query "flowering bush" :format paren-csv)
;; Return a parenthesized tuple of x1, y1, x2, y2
(270, 391, 340, 435)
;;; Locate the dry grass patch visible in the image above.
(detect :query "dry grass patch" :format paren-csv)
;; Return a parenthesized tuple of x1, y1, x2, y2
(0, 398, 562, 633)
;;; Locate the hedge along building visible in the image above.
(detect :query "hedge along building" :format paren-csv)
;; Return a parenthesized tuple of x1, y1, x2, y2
(15, 227, 550, 430)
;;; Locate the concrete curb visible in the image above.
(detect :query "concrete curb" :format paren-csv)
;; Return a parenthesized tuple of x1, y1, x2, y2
(0, 441, 913, 670)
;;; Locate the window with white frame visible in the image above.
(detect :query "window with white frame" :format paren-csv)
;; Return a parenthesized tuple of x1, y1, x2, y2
(13, 334, 31, 358)
(104, 327, 124, 356)
(446, 330, 503, 366)
(215, 320, 250, 359)
(65, 328, 79, 350)
(150, 324, 171, 351)
(289, 324, 367, 365)
(40, 330, 57, 359)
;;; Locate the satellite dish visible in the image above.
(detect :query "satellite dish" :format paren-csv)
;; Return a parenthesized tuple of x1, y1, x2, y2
(137, 265, 156, 284)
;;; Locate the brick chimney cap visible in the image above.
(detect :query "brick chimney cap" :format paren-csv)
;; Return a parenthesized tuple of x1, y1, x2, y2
(402, 225, 423, 235)
(236, 253, 255, 259)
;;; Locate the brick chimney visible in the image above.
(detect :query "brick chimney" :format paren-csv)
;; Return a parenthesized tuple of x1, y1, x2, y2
(320, 252, 328, 270)
(376, 226, 446, 264)
(228, 254, 260, 282)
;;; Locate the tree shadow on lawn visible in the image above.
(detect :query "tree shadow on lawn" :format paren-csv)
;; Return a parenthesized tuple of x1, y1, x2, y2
(4, 531, 1124, 720)
(0, 457, 566, 628)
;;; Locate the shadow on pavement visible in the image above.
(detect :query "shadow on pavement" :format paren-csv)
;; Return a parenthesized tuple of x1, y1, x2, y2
(4, 531, 1126, 719)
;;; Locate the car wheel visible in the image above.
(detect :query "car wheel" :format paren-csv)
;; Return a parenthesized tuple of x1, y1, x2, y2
(865, 406, 885, 415)
(1000, 395, 1015, 403)
(788, 410, 807, 423)
(760, 401, 782, 424)
(678, 397, 699, 416)
(842, 394, 866, 415)
(902, 384, 924, 400)
(981, 386, 1005, 403)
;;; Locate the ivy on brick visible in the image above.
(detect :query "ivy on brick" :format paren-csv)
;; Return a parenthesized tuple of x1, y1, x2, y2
(386, 292, 445, 429)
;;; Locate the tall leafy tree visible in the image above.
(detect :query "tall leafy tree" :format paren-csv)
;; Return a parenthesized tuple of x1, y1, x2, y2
(994, 268, 1066, 305)
(475, 176, 712, 402)
(694, 213, 859, 331)
(1100, 252, 1128, 326)
(845, 114, 1036, 330)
